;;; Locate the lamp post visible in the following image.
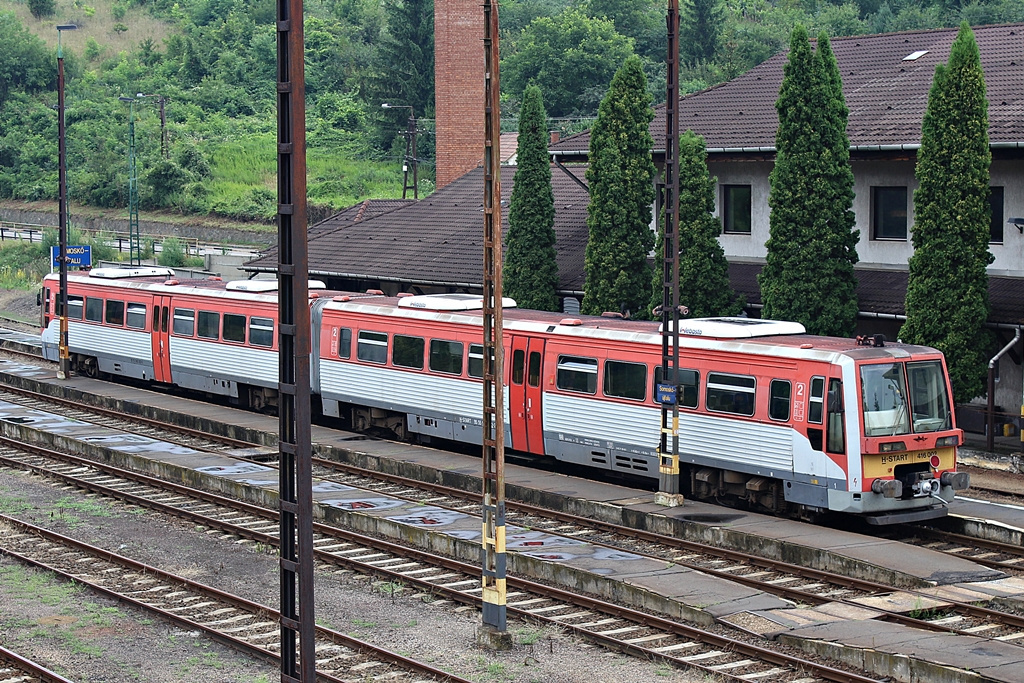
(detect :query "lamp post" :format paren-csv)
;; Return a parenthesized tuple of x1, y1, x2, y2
(137, 93, 168, 159)
(118, 96, 141, 265)
(56, 23, 77, 380)
(381, 103, 418, 199)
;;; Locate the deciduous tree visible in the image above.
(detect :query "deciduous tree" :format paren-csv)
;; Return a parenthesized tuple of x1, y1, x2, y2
(582, 55, 655, 317)
(901, 22, 993, 403)
(760, 27, 859, 336)
(506, 85, 559, 311)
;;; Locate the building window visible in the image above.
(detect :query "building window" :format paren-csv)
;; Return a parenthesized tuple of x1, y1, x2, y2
(990, 186, 1004, 244)
(722, 185, 752, 234)
(871, 186, 908, 240)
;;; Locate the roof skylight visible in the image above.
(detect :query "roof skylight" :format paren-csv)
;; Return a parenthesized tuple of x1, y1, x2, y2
(903, 50, 928, 61)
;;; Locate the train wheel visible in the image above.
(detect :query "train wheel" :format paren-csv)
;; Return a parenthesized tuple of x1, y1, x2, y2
(77, 356, 100, 379)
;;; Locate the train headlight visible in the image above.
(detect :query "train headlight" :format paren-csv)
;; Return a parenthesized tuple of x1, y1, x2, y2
(879, 441, 906, 453)
(936, 435, 959, 447)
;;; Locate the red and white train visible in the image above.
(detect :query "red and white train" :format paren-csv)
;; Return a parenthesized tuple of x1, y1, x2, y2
(39, 267, 970, 524)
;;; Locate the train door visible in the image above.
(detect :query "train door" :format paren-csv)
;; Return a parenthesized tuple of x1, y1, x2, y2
(151, 296, 172, 383)
(509, 336, 545, 454)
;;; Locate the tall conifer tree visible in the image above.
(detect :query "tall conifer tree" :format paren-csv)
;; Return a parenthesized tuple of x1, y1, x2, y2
(760, 27, 858, 336)
(651, 130, 742, 317)
(582, 55, 655, 317)
(901, 22, 993, 403)
(506, 85, 559, 311)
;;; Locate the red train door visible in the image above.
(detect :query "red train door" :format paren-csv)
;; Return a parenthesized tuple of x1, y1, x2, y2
(509, 336, 545, 454)
(151, 296, 172, 383)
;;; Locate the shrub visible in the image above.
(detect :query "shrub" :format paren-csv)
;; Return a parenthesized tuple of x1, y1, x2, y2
(28, 0, 56, 19)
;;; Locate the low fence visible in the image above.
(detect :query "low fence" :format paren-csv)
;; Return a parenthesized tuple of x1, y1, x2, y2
(0, 220, 232, 258)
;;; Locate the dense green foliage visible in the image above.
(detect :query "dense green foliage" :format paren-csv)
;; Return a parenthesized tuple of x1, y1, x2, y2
(582, 56, 655, 318)
(760, 28, 858, 336)
(901, 23, 993, 403)
(652, 130, 742, 318)
(505, 85, 559, 312)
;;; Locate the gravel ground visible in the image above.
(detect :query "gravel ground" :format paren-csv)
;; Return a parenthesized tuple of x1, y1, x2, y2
(0, 290, 39, 333)
(0, 468, 705, 683)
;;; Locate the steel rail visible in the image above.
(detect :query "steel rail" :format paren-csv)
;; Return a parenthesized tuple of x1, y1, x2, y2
(0, 513, 468, 683)
(0, 643, 78, 683)
(0, 438, 883, 682)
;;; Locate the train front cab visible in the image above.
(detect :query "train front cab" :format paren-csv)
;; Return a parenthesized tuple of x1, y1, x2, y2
(835, 352, 970, 524)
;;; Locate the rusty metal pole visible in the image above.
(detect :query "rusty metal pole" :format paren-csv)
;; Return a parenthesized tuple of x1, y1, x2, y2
(480, 0, 509, 641)
(276, 0, 315, 678)
(56, 24, 76, 381)
(656, 0, 684, 507)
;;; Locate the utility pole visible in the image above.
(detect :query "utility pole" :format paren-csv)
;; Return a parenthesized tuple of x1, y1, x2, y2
(56, 23, 77, 380)
(118, 96, 140, 266)
(138, 93, 168, 159)
(381, 103, 419, 199)
(656, 0, 684, 508)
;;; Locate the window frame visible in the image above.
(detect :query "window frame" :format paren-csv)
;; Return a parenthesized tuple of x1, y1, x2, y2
(603, 359, 647, 402)
(706, 372, 756, 416)
(556, 355, 598, 395)
(429, 339, 464, 375)
(722, 184, 752, 235)
(356, 330, 389, 364)
(197, 310, 220, 340)
(85, 297, 103, 323)
(392, 334, 425, 370)
(769, 379, 792, 422)
(67, 295, 84, 321)
(223, 312, 247, 344)
(173, 308, 195, 337)
(126, 302, 147, 330)
(105, 299, 125, 327)
(871, 186, 908, 240)
(990, 186, 1004, 244)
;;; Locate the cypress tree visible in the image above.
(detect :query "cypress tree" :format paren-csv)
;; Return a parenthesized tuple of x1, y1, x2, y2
(901, 22, 993, 403)
(760, 27, 859, 336)
(506, 85, 559, 312)
(651, 130, 742, 317)
(582, 55, 656, 317)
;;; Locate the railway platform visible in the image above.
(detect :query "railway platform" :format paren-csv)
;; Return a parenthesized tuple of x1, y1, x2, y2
(2, 354, 1024, 681)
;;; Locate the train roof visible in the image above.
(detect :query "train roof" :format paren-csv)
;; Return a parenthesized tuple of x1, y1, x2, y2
(49, 273, 941, 363)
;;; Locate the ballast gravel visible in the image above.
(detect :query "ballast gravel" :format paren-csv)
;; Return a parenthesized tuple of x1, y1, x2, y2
(0, 467, 705, 683)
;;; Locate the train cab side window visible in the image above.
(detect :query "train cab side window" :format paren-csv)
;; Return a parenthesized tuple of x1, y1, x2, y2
(808, 376, 825, 424)
(85, 297, 102, 323)
(223, 313, 246, 343)
(335, 327, 351, 359)
(769, 380, 791, 421)
(604, 360, 646, 401)
(393, 335, 424, 369)
(826, 379, 845, 454)
(105, 300, 125, 326)
(250, 317, 274, 347)
(173, 309, 195, 336)
(67, 295, 84, 321)
(511, 349, 525, 384)
(429, 340, 463, 375)
(357, 330, 388, 364)
(468, 344, 484, 378)
(556, 356, 598, 394)
(126, 302, 147, 330)
(198, 311, 220, 340)
(706, 372, 756, 416)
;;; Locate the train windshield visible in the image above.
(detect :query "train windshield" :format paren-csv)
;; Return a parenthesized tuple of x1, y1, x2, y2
(860, 360, 952, 437)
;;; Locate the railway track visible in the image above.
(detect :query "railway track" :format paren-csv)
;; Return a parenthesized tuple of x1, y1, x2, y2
(0, 436, 884, 682)
(0, 514, 466, 683)
(0, 643, 77, 683)
(3, 382, 1024, 646)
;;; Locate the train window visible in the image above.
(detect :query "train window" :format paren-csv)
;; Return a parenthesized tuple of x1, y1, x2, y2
(67, 295, 84, 321)
(769, 380, 791, 421)
(468, 344, 484, 378)
(198, 311, 220, 340)
(654, 367, 699, 408)
(393, 335, 424, 369)
(511, 349, 525, 384)
(429, 340, 463, 375)
(334, 327, 351, 359)
(706, 372, 755, 416)
(808, 376, 825, 424)
(906, 360, 952, 433)
(556, 356, 598, 394)
(827, 379, 845, 454)
(357, 330, 388, 364)
(105, 300, 125, 326)
(860, 363, 910, 437)
(605, 360, 646, 401)
(250, 317, 274, 347)
(528, 352, 542, 387)
(126, 303, 147, 330)
(173, 308, 195, 336)
(223, 313, 246, 343)
(85, 297, 102, 322)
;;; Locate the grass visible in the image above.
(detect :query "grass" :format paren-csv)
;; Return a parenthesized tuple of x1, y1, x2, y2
(0, 564, 82, 605)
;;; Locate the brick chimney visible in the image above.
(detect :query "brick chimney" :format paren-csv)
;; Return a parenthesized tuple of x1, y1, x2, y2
(434, 0, 484, 189)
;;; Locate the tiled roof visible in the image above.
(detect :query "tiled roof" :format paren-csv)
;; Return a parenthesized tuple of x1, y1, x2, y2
(729, 262, 1024, 326)
(551, 23, 1024, 154)
(245, 165, 590, 291)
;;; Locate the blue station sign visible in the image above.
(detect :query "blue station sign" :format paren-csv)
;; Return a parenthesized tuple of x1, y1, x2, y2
(51, 245, 92, 268)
